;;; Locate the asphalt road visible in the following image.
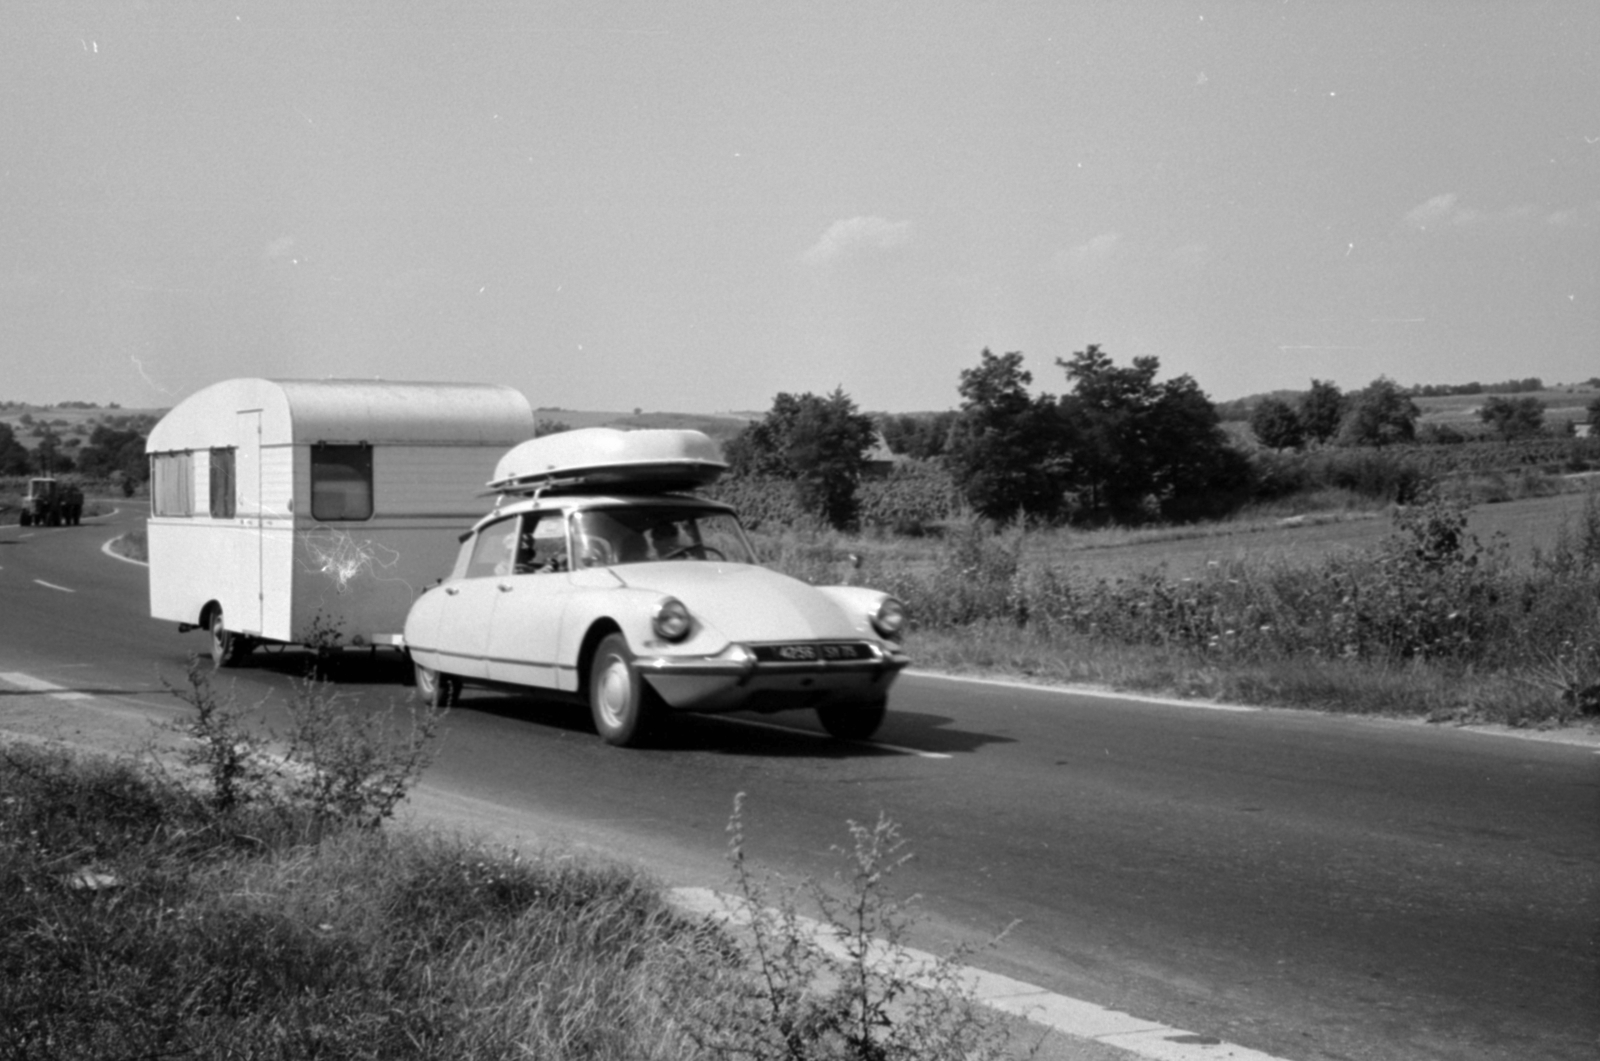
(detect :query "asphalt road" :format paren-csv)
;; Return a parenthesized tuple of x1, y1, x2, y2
(2, 505, 1596, 1061)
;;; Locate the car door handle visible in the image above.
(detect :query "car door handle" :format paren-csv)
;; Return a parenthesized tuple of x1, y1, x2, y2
(445, 586, 460, 596)
(498, 583, 513, 592)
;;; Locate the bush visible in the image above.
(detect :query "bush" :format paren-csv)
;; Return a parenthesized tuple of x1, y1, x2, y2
(706, 476, 818, 532)
(161, 657, 444, 829)
(856, 461, 960, 534)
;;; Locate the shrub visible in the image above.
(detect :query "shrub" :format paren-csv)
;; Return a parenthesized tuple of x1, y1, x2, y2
(706, 476, 818, 532)
(160, 657, 444, 829)
(693, 794, 1017, 1061)
(856, 461, 960, 534)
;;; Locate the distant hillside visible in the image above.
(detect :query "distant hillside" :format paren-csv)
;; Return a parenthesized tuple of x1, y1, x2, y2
(1220, 383, 1600, 431)
(2, 400, 754, 451)
(0, 404, 165, 452)
(528, 408, 752, 441)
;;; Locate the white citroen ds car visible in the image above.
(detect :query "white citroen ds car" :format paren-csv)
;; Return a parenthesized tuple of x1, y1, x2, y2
(402, 429, 908, 746)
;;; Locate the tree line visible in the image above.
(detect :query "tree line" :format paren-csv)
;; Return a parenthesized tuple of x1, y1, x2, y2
(728, 348, 1600, 530)
(727, 345, 1248, 527)
(0, 420, 150, 482)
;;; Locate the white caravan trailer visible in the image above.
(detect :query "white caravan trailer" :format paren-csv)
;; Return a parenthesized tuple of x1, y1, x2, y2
(146, 378, 534, 666)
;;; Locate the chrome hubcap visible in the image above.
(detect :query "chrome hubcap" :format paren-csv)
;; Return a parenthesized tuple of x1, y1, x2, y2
(596, 656, 630, 727)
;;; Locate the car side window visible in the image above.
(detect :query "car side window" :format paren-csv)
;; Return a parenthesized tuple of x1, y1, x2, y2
(514, 512, 568, 574)
(464, 516, 518, 579)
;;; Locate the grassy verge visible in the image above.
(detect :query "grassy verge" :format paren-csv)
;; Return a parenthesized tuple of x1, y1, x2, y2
(904, 621, 1577, 725)
(757, 487, 1600, 727)
(0, 743, 715, 1060)
(1, 667, 1018, 1060)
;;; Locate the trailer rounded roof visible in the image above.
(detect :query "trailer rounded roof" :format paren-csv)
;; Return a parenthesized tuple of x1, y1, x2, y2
(146, 378, 535, 451)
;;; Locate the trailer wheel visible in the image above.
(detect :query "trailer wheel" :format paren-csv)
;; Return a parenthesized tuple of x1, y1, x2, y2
(210, 610, 250, 669)
(413, 661, 459, 708)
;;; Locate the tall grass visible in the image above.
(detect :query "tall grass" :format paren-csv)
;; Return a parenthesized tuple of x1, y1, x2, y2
(759, 490, 1600, 726)
(1, 745, 1022, 1061)
(0, 744, 716, 1060)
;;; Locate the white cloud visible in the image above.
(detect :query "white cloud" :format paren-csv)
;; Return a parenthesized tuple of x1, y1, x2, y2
(263, 235, 297, 260)
(1546, 200, 1600, 229)
(801, 216, 912, 265)
(1052, 231, 1121, 272)
(1402, 194, 1591, 232)
(1402, 194, 1460, 230)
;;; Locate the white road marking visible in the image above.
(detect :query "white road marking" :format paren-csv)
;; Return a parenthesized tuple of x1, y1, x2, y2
(670, 887, 1293, 1061)
(101, 534, 148, 567)
(32, 579, 75, 593)
(0, 672, 93, 701)
(909, 670, 1261, 712)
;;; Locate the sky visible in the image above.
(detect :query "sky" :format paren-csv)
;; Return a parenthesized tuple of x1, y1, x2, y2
(3, 2, 1597, 415)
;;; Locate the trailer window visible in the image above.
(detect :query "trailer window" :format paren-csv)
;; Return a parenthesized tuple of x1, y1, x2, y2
(150, 452, 194, 517)
(311, 444, 373, 521)
(209, 448, 236, 518)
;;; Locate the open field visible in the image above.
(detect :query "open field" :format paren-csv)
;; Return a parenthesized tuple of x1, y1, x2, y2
(1412, 385, 1599, 430)
(1021, 487, 1600, 578)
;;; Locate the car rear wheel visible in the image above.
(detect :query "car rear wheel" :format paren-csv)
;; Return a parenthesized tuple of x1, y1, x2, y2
(816, 698, 887, 741)
(210, 610, 250, 669)
(413, 660, 459, 708)
(589, 633, 659, 747)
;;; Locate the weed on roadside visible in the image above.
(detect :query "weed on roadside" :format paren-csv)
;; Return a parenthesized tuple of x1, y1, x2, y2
(691, 793, 1024, 1061)
(157, 655, 445, 829)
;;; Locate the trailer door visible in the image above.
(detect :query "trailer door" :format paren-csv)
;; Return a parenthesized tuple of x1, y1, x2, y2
(237, 409, 263, 633)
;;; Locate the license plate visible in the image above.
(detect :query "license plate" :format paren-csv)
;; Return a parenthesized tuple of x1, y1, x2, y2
(753, 642, 871, 663)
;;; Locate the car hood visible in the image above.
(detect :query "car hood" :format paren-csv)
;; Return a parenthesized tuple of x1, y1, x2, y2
(611, 562, 870, 642)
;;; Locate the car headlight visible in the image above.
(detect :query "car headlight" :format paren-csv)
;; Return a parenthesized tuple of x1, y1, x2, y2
(651, 597, 692, 642)
(870, 597, 906, 640)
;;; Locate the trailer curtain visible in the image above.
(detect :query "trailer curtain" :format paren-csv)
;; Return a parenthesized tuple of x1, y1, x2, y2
(209, 448, 235, 518)
(150, 452, 193, 516)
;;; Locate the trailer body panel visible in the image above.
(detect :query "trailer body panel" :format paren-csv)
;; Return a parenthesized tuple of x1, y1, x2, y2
(146, 379, 533, 649)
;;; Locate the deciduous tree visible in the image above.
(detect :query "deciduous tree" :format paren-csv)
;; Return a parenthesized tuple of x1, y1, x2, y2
(1056, 344, 1244, 521)
(1249, 398, 1306, 451)
(0, 422, 30, 475)
(1298, 379, 1345, 445)
(1337, 377, 1419, 447)
(1478, 395, 1545, 440)
(725, 389, 877, 528)
(75, 425, 147, 481)
(943, 350, 1072, 520)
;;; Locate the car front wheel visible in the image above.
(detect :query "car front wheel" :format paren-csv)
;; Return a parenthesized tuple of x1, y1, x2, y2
(589, 633, 659, 747)
(816, 698, 887, 741)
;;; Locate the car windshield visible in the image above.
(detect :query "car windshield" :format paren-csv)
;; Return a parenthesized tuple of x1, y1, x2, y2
(570, 505, 757, 568)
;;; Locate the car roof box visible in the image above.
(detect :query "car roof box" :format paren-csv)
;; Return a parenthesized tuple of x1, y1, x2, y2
(489, 428, 727, 495)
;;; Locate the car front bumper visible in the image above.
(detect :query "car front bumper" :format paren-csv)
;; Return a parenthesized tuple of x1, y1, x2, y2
(636, 640, 909, 713)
